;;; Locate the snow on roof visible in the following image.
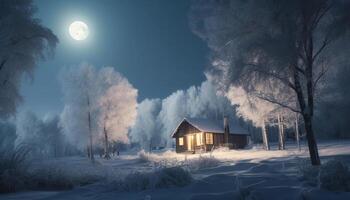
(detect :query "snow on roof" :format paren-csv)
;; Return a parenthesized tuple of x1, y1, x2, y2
(171, 117, 249, 137)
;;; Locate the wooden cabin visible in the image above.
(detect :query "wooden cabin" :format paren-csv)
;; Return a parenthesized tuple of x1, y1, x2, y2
(171, 117, 249, 153)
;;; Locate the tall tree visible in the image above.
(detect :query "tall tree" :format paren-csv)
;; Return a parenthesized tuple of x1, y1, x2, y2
(42, 115, 64, 158)
(60, 65, 138, 160)
(129, 98, 161, 151)
(96, 67, 137, 159)
(0, 0, 58, 118)
(226, 86, 277, 150)
(60, 63, 97, 161)
(191, 0, 350, 165)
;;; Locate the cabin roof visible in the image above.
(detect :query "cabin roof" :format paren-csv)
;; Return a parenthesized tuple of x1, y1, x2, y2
(171, 117, 249, 138)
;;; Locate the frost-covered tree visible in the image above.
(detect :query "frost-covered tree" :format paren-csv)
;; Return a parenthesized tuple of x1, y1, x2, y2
(190, 0, 350, 165)
(130, 78, 236, 149)
(157, 78, 235, 147)
(129, 98, 161, 151)
(0, 0, 58, 118)
(227, 83, 298, 150)
(60, 63, 97, 160)
(0, 121, 16, 151)
(226, 86, 275, 150)
(96, 67, 137, 159)
(15, 111, 42, 155)
(15, 111, 65, 158)
(41, 115, 65, 157)
(60, 64, 137, 159)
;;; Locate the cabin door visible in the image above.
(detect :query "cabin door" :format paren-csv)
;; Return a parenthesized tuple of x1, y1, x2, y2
(187, 135, 194, 151)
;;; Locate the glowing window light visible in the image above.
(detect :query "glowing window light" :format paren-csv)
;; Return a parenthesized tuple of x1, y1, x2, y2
(196, 132, 203, 146)
(179, 137, 184, 146)
(206, 133, 213, 144)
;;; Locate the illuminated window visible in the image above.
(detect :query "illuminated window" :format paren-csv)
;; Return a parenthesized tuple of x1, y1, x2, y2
(179, 137, 184, 146)
(196, 133, 203, 146)
(187, 135, 193, 150)
(206, 133, 213, 144)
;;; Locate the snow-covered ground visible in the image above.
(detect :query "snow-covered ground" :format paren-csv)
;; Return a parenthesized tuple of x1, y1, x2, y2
(1, 140, 350, 200)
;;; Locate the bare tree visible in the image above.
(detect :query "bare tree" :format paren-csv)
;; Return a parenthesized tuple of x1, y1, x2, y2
(190, 0, 350, 165)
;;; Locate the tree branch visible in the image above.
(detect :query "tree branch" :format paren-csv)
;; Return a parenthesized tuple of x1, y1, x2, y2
(296, 66, 306, 75)
(9, 34, 47, 46)
(312, 35, 330, 61)
(254, 93, 302, 114)
(313, 63, 329, 92)
(245, 63, 297, 92)
(0, 59, 7, 72)
(311, 1, 334, 31)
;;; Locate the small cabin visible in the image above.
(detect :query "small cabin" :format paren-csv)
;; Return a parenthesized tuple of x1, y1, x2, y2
(171, 117, 249, 153)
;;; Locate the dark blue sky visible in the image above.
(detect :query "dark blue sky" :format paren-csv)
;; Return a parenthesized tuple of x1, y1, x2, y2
(20, 0, 208, 116)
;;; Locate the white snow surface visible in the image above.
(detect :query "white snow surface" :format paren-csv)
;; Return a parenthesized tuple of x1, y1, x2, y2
(1, 140, 350, 200)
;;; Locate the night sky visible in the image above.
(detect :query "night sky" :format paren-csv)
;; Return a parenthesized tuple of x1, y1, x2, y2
(20, 0, 208, 117)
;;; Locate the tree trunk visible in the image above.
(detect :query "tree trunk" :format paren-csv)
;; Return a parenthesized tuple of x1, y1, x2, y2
(87, 145, 90, 159)
(281, 117, 285, 149)
(293, 62, 320, 165)
(295, 114, 301, 151)
(303, 22, 320, 165)
(88, 111, 94, 161)
(277, 115, 282, 150)
(261, 119, 270, 150)
(103, 125, 111, 159)
(278, 115, 285, 150)
(303, 114, 320, 165)
(86, 95, 94, 161)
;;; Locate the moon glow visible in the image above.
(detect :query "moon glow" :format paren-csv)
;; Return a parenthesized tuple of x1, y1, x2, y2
(69, 21, 89, 41)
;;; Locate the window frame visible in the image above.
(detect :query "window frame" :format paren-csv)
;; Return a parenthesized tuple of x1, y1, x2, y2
(178, 137, 184, 146)
(206, 133, 213, 145)
(196, 132, 203, 146)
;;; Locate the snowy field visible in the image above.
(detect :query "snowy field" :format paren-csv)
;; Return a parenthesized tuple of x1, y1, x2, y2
(1, 140, 350, 200)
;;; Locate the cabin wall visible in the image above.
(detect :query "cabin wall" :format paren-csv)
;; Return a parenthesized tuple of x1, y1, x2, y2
(229, 135, 248, 149)
(174, 121, 249, 153)
(213, 133, 224, 147)
(210, 133, 248, 150)
(175, 121, 200, 153)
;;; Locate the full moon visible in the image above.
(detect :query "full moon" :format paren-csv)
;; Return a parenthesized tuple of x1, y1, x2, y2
(69, 21, 89, 41)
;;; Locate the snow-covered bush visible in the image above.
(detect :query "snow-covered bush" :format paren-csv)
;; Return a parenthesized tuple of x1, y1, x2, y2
(298, 159, 350, 191)
(137, 150, 152, 163)
(28, 164, 103, 191)
(137, 150, 179, 166)
(0, 146, 29, 193)
(115, 166, 192, 191)
(28, 167, 74, 190)
(187, 155, 220, 171)
(297, 158, 320, 186)
(155, 166, 192, 187)
(319, 160, 350, 191)
(1, 151, 103, 193)
(154, 157, 181, 168)
(212, 146, 230, 152)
